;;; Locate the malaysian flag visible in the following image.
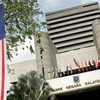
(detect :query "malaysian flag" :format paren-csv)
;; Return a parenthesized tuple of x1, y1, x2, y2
(0, 3, 6, 100)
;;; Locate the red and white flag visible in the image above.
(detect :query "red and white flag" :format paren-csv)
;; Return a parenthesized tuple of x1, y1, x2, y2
(73, 58, 81, 72)
(85, 61, 88, 71)
(0, 3, 7, 100)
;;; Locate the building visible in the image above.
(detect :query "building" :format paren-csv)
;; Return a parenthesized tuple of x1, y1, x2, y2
(45, 1, 100, 99)
(9, 59, 37, 83)
(8, 1, 100, 100)
(45, 1, 100, 54)
(92, 18, 100, 59)
(34, 32, 58, 79)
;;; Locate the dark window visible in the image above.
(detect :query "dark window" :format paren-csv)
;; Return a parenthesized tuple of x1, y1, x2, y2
(49, 24, 92, 35)
(41, 56, 43, 59)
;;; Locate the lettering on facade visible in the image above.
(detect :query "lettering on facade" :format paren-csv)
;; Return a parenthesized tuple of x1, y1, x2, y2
(52, 79, 100, 93)
(52, 87, 63, 92)
(66, 83, 81, 89)
(84, 79, 100, 85)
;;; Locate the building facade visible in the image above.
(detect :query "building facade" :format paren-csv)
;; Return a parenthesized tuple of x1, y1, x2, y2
(45, 2, 100, 54)
(8, 59, 37, 83)
(92, 18, 100, 59)
(34, 32, 58, 79)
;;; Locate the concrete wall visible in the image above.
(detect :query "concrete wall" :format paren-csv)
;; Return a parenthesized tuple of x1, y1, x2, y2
(34, 32, 58, 79)
(8, 59, 37, 83)
(56, 46, 98, 71)
(92, 19, 100, 59)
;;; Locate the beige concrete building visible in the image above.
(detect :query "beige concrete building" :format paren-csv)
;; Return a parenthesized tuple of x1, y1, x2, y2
(9, 59, 37, 83)
(34, 32, 58, 79)
(45, 1, 100, 54)
(92, 18, 100, 59)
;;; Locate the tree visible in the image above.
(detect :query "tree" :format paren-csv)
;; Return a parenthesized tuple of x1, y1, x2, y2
(2, 0, 46, 60)
(7, 70, 53, 100)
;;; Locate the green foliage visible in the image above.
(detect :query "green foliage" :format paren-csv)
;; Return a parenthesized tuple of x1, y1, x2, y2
(7, 70, 52, 100)
(2, 0, 46, 60)
(7, 65, 15, 75)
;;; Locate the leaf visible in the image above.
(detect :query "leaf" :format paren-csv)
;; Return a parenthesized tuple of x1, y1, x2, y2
(29, 45, 34, 53)
(40, 47, 44, 54)
(37, 38, 41, 44)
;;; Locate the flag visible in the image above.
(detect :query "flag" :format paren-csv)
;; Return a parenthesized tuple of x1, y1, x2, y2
(52, 67, 55, 77)
(98, 59, 100, 68)
(58, 69, 62, 77)
(88, 60, 92, 70)
(70, 65, 73, 74)
(54, 67, 58, 77)
(0, 3, 6, 100)
(85, 61, 88, 71)
(92, 59, 96, 69)
(95, 60, 98, 68)
(66, 66, 69, 75)
(81, 61, 84, 72)
(73, 58, 81, 72)
(47, 68, 51, 79)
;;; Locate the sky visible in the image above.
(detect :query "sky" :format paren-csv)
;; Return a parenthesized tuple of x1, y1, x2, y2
(7, 0, 100, 64)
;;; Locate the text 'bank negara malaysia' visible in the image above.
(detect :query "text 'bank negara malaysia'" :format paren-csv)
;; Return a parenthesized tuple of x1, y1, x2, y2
(47, 69, 100, 95)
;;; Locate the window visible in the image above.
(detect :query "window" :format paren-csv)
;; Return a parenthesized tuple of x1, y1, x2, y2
(41, 55, 43, 60)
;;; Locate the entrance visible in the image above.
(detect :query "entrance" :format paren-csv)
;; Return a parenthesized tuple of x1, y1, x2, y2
(56, 87, 100, 100)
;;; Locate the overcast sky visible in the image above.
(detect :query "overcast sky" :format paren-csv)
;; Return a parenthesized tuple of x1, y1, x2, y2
(7, 0, 100, 64)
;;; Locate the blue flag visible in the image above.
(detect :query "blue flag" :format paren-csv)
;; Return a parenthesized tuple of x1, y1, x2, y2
(66, 66, 69, 75)
(0, 3, 5, 40)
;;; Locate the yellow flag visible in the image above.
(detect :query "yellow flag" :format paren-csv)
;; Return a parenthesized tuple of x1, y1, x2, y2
(48, 68, 51, 79)
(48, 72, 51, 79)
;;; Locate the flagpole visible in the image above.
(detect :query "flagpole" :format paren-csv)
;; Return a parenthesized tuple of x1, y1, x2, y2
(0, 2, 7, 100)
